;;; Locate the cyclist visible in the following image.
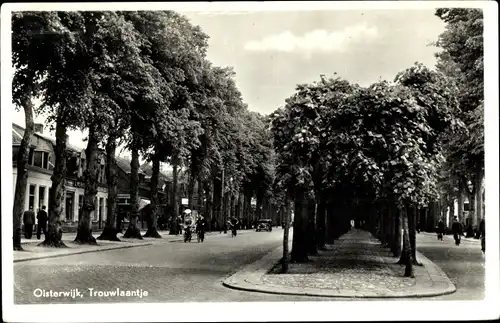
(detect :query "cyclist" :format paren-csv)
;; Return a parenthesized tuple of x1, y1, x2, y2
(183, 211, 194, 242)
(196, 215, 206, 242)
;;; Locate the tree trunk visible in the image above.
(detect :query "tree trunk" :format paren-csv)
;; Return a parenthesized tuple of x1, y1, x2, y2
(409, 205, 422, 265)
(474, 168, 484, 238)
(13, 99, 35, 250)
(74, 127, 99, 245)
(457, 183, 464, 222)
(203, 181, 213, 228)
(401, 205, 414, 277)
(237, 190, 244, 222)
(282, 198, 291, 273)
(256, 192, 263, 220)
(392, 207, 401, 257)
(212, 171, 222, 231)
(97, 135, 120, 241)
(187, 174, 196, 211)
(307, 197, 318, 255)
(197, 178, 204, 215)
(466, 190, 475, 237)
(39, 121, 68, 248)
(290, 188, 309, 263)
(123, 145, 143, 239)
(448, 200, 455, 227)
(231, 193, 236, 220)
(143, 155, 161, 238)
(169, 160, 179, 235)
(325, 201, 335, 244)
(316, 193, 326, 250)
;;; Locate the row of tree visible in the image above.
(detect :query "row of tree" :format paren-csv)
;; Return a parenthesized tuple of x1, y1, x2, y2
(12, 11, 274, 250)
(269, 8, 484, 277)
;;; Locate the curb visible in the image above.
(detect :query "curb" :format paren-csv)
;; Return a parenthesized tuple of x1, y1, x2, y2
(222, 246, 456, 299)
(14, 242, 153, 263)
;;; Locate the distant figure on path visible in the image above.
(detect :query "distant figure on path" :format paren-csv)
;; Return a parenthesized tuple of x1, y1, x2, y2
(436, 218, 445, 241)
(36, 205, 48, 240)
(23, 206, 35, 239)
(479, 218, 485, 253)
(451, 216, 463, 246)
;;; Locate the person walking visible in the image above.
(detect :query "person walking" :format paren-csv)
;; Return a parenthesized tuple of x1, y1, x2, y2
(451, 216, 463, 246)
(196, 215, 206, 242)
(36, 205, 48, 240)
(23, 206, 35, 239)
(437, 218, 445, 241)
(479, 218, 485, 253)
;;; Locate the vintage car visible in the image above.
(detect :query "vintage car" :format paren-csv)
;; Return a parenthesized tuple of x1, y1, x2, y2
(256, 219, 272, 232)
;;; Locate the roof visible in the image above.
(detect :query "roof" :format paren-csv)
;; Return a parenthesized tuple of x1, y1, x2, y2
(140, 163, 173, 182)
(115, 155, 146, 175)
(12, 128, 23, 145)
(12, 123, 84, 153)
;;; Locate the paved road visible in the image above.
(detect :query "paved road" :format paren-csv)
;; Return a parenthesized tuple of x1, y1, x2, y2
(15, 229, 332, 303)
(416, 232, 485, 300)
(14, 229, 484, 303)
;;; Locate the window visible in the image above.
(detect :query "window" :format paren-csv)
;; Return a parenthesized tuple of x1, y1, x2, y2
(29, 185, 35, 210)
(118, 198, 129, 205)
(99, 197, 104, 222)
(100, 165, 106, 183)
(33, 151, 43, 167)
(38, 186, 46, 210)
(29, 151, 50, 169)
(28, 148, 34, 165)
(464, 203, 470, 212)
(43, 153, 49, 169)
(67, 156, 78, 177)
(12, 146, 20, 163)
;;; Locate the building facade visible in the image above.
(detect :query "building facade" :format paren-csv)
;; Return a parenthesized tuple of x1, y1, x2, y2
(12, 123, 108, 228)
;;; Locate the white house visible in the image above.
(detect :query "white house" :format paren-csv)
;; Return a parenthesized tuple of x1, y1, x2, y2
(12, 123, 108, 228)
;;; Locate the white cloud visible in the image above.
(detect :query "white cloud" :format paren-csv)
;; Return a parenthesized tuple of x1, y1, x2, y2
(244, 23, 379, 54)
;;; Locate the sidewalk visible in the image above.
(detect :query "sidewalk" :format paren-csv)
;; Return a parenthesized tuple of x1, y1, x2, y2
(223, 228, 456, 298)
(418, 231, 481, 244)
(16, 229, 243, 263)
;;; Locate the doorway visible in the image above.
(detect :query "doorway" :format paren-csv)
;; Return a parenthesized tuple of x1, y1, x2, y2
(65, 191, 75, 222)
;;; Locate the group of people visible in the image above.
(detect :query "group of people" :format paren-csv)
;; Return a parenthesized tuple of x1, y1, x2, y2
(23, 205, 48, 240)
(436, 216, 485, 252)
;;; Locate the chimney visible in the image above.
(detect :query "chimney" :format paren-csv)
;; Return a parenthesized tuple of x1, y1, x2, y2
(34, 123, 44, 134)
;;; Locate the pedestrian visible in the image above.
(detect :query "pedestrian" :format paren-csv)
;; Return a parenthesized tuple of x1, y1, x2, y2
(479, 218, 485, 253)
(23, 206, 35, 239)
(117, 211, 124, 233)
(36, 205, 48, 240)
(451, 216, 463, 246)
(437, 218, 445, 241)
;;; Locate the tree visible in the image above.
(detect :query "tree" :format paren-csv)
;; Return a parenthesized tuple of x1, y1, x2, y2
(435, 8, 484, 233)
(13, 11, 101, 248)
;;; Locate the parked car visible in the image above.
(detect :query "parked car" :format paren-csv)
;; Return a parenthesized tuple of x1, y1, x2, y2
(256, 219, 272, 232)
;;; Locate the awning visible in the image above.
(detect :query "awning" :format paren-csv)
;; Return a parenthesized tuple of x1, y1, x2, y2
(138, 198, 150, 210)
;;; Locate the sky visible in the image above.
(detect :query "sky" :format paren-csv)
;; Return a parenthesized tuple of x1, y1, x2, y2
(9, 8, 446, 156)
